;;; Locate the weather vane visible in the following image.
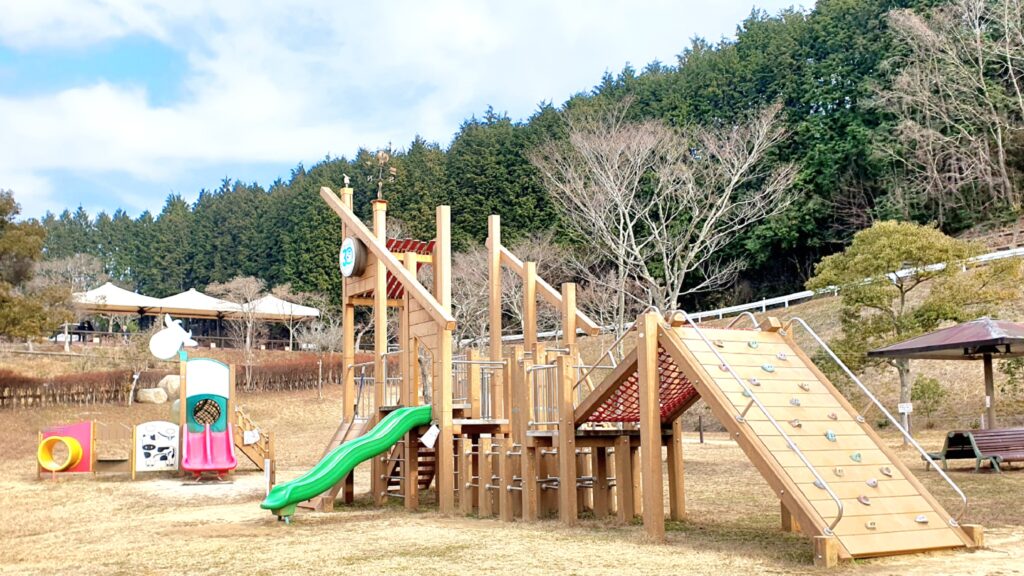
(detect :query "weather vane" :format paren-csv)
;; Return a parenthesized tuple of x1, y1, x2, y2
(366, 145, 397, 200)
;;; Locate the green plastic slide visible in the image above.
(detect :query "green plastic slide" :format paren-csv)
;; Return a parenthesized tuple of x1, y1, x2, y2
(261, 404, 433, 517)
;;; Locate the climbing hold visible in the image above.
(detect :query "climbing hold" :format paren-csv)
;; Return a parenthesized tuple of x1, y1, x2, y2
(865, 521, 877, 530)
(879, 466, 893, 478)
(827, 412, 838, 420)
(789, 398, 801, 407)
(789, 419, 802, 428)
(762, 363, 775, 373)
(855, 415, 866, 423)
(779, 329, 787, 336)
(813, 479, 825, 489)
(749, 378, 761, 387)
(824, 430, 837, 442)
(857, 495, 871, 506)
(719, 363, 729, 372)
(776, 352, 788, 361)
(713, 339, 725, 348)
(833, 467, 845, 477)
(747, 341, 759, 349)
(798, 382, 811, 391)
(915, 514, 929, 524)
(866, 478, 878, 488)
(742, 389, 751, 398)
(850, 452, 863, 463)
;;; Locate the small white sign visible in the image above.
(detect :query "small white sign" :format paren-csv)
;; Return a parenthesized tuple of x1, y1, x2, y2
(897, 402, 913, 414)
(985, 395, 992, 408)
(420, 424, 440, 449)
(134, 421, 179, 471)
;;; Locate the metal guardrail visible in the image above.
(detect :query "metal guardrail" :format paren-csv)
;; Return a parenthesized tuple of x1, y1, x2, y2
(669, 309, 846, 535)
(527, 364, 558, 427)
(787, 317, 968, 524)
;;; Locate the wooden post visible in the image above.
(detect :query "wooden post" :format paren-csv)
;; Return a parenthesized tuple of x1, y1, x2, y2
(557, 356, 577, 525)
(479, 436, 493, 517)
(637, 312, 664, 542)
(593, 447, 609, 519)
(468, 348, 482, 419)
(487, 215, 505, 420)
(372, 199, 388, 506)
(984, 353, 996, 429)
(613, 436, 633, 522)
(561, 283, 576, 347)
(434, 205, 455, 514)
(458, 435, 472, 515)
(781, 502, 800, 533)
(631, 446, 643, 517)
(523, 262, 537, 352)
(667, 416, 686, 521)
(961, 524, 985, 547)
(499, 438, 513, 522)
(402, 254, 418, 511)
(341, 186, 356, 423)
(522, 446, 539, 521)
(813, 536, 839, 568)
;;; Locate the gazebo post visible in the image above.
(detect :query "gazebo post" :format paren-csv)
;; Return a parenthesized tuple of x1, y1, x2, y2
(983, 353, 995, 429)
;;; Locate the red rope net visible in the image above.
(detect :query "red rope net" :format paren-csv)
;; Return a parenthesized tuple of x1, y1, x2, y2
(586, 345, 698, 423)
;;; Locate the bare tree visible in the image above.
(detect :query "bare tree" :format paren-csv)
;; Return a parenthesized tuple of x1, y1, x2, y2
(207, 276, 267, 389)
(31, 253, 108, 293)
(878, 1, 1024, 221)
(531, 100, 795, 329)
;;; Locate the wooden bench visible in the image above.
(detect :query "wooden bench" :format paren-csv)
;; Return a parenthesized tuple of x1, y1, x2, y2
(970, 427, 1024, 472)
(923, 428, 1024, 472)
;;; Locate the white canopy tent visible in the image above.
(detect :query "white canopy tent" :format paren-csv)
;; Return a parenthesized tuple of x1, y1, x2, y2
(72, 282, 165, 314)
(247, 294, 320, 321)
(151, 288, 243, 319)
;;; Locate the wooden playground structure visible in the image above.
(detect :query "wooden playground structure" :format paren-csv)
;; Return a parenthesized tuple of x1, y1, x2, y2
(301, 185, 984, 567)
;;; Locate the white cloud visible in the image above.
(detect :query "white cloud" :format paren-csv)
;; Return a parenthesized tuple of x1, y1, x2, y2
(0, 0, 800, 217)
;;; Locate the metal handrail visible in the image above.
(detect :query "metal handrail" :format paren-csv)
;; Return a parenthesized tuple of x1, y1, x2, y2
(787, 317, 968, 524)
(668, 309, 845, 535)
(726, 311, 761, 330)
(527, 364, 558, 426)
(573, 325, 633, 392)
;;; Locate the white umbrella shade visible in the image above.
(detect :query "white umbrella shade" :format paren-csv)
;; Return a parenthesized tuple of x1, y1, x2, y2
(72, 282, 165, 314)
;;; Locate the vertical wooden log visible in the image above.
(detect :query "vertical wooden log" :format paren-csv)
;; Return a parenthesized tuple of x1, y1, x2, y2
(522, 446, 539, 521)
(402, 254, 419, 511)
(667, 416, 686, 521)
(557, 356, 577, 525)
(593, 447, 609, 519)
(613, 436, 634, 522)
(637, 313, 664, 542)
(341, 186, 355, 423)
(523, 262, 537, 352)
(813, 536, 839, 568)
(961, 524, 985, 548)
(434, 205, 455, 514)
(487, 215, 504, 420)
(499, 438, 513, 522)
(781, 502, 800, 533)
(561, 283, 577, 347)
(458, 435, 472, 515)
(479, 436, 493, 517)
(372, 199, 388, 506)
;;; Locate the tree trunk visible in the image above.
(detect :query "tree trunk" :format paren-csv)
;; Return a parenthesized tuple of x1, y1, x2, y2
(896, 358, 912, 445)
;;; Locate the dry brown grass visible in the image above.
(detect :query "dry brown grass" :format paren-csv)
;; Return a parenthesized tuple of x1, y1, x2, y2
(1, 388, 1022, 576)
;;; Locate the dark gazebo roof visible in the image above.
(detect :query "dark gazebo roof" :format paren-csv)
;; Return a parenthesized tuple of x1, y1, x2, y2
(867, 317, 1024, 361)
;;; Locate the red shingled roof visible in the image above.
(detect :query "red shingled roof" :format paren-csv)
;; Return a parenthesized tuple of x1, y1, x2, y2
(384, 237, 435, 300)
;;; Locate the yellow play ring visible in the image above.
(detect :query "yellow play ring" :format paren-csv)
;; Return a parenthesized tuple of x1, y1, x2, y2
(37, 436, 83, 472)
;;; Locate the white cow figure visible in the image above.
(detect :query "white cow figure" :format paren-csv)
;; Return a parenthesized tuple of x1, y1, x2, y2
(148, 314, 198, 360)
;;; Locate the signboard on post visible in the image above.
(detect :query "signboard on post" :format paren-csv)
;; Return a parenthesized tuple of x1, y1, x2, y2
(339, 237, 368, 277)
(897, 402, 913, 415)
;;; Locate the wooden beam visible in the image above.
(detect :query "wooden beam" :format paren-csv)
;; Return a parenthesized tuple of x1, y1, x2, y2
(561, 283, 577, 347)
(613, 436, 633, 523)
(479, 436, 493, 517)
(488, 215, 504, 420)
(637, 312, 665, 542)
(372, 200, 388, 507)
(350, 297, 403, 308)
(497, 245, 600, 335)
(468, 348, 482, 419)
(458, 435, 473, 515)
(434, 205, 455, 515)
(321, 186, 455, 330)
(557, 356, 578, 525)
(523, 261, 538, 352)
(593, 447, 609, 519)
(667, 416, 685, 521)
(499, 437, 514, 522)
(814, 536, 839, 568)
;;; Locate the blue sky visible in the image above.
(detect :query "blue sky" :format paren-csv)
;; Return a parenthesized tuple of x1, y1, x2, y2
(0, 0, 802, 220)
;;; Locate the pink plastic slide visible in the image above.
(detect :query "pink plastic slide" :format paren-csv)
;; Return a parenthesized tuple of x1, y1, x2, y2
(181, 425, 238, 478)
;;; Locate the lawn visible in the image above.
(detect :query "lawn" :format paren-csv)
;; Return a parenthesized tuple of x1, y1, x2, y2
(1, 386, 1021, 575)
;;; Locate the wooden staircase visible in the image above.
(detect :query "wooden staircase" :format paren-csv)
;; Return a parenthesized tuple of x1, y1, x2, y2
(386, 442, 436, 495)
(233, 407, 274, 475)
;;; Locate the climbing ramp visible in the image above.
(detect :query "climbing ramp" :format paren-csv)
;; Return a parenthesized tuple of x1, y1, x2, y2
(574, 318, 975, 559)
